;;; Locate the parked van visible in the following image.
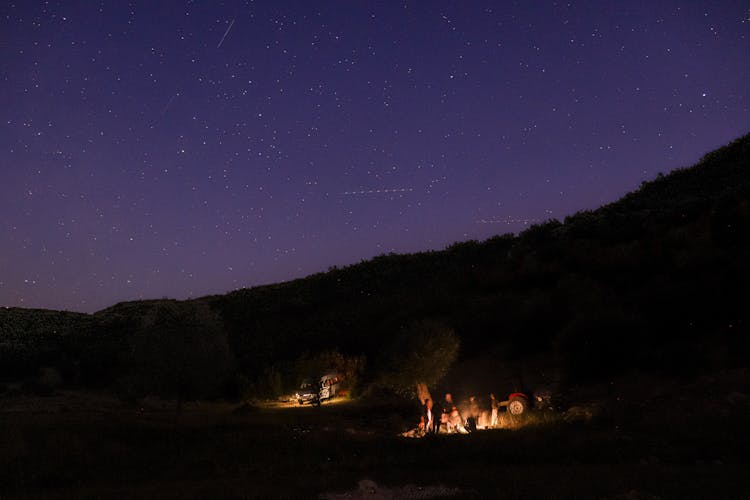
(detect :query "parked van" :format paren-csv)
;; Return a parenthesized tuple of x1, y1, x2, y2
(318, 372, 341, 400)
(295, 372, 342, 405)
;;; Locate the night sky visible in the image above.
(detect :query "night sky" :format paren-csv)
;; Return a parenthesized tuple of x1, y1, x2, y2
(2, 1, 749, 313)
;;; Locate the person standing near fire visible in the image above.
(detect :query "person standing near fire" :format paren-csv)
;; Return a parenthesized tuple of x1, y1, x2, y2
(422, 398, 436, 434)
(490, 393, 499, 428)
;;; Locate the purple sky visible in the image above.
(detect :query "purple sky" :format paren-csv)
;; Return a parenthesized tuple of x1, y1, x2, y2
(2, 1, 749, 313)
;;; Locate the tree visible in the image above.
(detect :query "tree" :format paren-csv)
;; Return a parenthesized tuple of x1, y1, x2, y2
(121, 301, 233, 421)
(378, 320, 459, 400)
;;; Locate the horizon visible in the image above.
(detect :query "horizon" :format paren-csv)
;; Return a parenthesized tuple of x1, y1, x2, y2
(3, 132, 744, 316)
(2, 1, 749, 313)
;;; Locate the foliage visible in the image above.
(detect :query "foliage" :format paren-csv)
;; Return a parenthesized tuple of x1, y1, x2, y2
(118, 301, 233, 403)
(1, 132, 749, 393)
(0, 308, 91, 380)
(377, 320, 460, 397)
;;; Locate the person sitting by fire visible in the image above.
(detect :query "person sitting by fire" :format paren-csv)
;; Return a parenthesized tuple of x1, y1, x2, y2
(465, 395, 480, 432)
(448, 405, 467, 433)
(439, 394, 466, 433)
(439, 393, 453, 432)
(439, 406, 450, 433)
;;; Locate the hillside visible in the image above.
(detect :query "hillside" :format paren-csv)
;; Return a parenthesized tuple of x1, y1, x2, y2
(2, 133, 749, 397)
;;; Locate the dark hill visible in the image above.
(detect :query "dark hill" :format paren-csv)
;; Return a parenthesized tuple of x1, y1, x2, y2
(2, 133, 749, 396)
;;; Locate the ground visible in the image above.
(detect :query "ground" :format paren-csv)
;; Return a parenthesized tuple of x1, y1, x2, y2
(1, 370, 749, 499)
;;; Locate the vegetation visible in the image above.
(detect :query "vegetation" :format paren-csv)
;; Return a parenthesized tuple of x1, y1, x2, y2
(1, 133, 749, 499)
(117, 301, 233, 416)
(0, 308, 90, 381)
(376, 320, 459, 398)
(1, 132, 749, 399)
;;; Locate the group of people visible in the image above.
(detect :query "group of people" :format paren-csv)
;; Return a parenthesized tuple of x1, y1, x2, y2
(416, 392, 503, 436)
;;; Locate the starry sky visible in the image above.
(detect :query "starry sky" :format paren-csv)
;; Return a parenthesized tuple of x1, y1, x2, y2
(2, 1, 749, 313)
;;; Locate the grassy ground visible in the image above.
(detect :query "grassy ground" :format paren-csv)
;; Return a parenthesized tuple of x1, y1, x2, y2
(1, 372, 749, 499)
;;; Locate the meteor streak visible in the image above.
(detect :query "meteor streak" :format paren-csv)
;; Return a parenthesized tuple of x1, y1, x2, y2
(161, 93, 179, 116)
(216, 18, 235, 49)
(476, 217, 538, 225)
(343, 188, 414, 195)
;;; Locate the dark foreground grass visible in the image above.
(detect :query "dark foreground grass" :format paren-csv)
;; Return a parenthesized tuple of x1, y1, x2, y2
(1, 387, 749, 499)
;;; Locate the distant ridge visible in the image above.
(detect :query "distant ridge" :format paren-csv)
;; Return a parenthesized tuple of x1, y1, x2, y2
(2, 132, 749, 392)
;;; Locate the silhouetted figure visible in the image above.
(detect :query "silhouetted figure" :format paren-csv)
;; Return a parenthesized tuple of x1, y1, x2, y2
(449, 405, 467, 433)
(417, 415, 426, 436)
(443, 392, 454, 409)
(423, 398, 436, 434)
(490, 393, 499, 428)
(440, 407, 449, 433)
(465, 395, 480, 432)
(438, 392, 455, 432)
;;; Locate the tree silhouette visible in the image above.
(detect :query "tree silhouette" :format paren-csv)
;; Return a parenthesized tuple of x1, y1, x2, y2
(121, 301, 232, 421)
(378, 320, 459, 399)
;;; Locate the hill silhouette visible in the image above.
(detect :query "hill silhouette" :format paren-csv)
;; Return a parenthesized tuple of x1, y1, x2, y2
(2, 132, 749, 398)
